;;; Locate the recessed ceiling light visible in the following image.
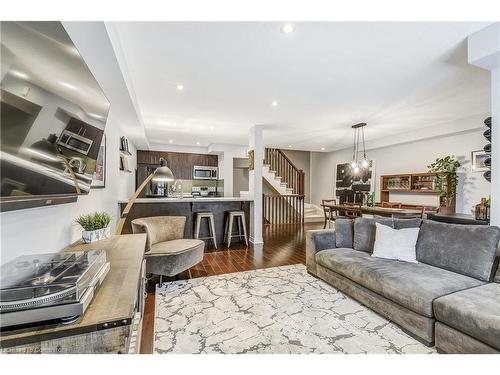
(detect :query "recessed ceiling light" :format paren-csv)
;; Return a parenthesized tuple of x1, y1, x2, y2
(169, 139, 173, 144)
(10, 70, 29, 80)
(59, 81, 76, 90)
(176, 84, 184, 91)
(288, 145, 292, 148)
(271, 101, 278, 107)
(196, 142, 200, 145)
(321, 147, 325, 151)
(281, 24, 295, 34)
(209, 126, 214, 131)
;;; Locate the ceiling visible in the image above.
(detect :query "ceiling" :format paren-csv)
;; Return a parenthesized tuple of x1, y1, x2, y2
(109, 22, 491, 151)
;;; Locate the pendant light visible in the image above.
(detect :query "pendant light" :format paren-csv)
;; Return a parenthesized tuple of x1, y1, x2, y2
(350, 122, 369, 174)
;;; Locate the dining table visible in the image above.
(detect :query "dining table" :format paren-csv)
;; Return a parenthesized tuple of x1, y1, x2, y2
(321, 203, 424, 218)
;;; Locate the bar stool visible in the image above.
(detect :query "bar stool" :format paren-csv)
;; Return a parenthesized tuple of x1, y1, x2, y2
(224, 211, 248, 248)
(194, 212, 217, 249)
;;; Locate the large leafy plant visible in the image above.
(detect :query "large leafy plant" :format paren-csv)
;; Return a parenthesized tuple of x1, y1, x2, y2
(76, 212, 112, 231)
(427, 156, 462, 207)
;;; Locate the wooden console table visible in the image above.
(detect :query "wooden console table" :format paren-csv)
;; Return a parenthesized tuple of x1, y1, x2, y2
(0, 234, 147, 354)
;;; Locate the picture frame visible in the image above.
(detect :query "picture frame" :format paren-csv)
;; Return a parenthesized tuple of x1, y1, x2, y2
(471, 150, 489, 172)
(91, 134, 106, 188)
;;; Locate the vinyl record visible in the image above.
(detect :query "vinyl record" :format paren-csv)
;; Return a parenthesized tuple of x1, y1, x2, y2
(484, 117, 491, 128)
(484, 143, 491, 154)
(483, 129, 491, 142)
(484, 157, 491, 168)
(484, 170, 491, 182)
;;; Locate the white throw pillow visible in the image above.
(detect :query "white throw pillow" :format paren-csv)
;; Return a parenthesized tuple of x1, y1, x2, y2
(372, 222, 420, 263)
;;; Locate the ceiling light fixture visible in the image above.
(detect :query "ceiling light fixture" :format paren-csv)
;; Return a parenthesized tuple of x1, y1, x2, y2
(209, 126, 214, 131)
(169, 139, 173, 144)
(176, 84, 184, 91)
(59, 81, 76, 90)
(272, 101, 278, 107)
(10, 70, 29, 80)
(321, 147, 325, 151)
(281, 24, 294, 34)
(196, 142, 200, 145)
(288, 145, 292, 148)
(350, 122, 370, 174)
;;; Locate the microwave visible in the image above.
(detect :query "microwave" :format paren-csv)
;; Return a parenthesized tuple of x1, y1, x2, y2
(193, 166, 218, 180)
(58, 129, 93, 155)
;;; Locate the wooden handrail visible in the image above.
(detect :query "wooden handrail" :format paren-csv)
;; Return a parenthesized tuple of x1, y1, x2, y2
(264, 148, 305, 195)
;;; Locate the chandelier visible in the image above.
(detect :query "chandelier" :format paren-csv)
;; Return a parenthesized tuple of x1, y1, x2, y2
(350, 122, 369, 174)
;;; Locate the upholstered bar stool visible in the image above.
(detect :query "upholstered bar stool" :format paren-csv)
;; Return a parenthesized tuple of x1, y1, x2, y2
(224, 211, 248, 248)
(194, 212, 217, 249)
(131, 216, 204, 281)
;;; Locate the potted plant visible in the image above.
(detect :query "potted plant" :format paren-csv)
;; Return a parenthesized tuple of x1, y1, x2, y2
(76, 212, 112, 243)
(427, 156, 462, 214)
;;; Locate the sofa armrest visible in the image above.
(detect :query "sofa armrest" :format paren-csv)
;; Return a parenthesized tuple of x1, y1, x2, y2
(306, 229, 336, 276)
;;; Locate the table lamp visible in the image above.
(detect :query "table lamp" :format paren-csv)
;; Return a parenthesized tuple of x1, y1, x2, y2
(115, 158, 174, 234)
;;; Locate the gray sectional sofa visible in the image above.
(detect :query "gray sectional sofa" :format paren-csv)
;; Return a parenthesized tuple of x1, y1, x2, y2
(306, 218, 500, 353)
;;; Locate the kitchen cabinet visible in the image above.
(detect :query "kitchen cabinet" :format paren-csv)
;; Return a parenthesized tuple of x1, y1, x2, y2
(136, 150, 218, 180)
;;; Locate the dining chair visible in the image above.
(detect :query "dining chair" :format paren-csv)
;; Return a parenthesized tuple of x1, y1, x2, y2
(342, 202, 362, 219)
(321, 199, 337, 229)
(381, 201, 402, 209)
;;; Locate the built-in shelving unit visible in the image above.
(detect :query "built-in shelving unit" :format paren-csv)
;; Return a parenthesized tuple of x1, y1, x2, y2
(380, 173, 439, 202)
(120, 136, 132, 172)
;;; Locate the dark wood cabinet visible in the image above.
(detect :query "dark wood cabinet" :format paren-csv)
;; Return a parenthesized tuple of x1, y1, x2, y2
(136, 150, 218, 180)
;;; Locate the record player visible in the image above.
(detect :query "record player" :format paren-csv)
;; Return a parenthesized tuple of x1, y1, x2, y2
(0, 250, 110, 329)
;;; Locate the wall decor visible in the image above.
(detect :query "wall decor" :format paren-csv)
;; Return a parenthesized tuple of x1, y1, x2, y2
(471, 150, 489, 173)
(481, 117, 491, 182)
(91, 134, 106, 188)
(335, 160, 375, 204)
(248, 149, 254, 171)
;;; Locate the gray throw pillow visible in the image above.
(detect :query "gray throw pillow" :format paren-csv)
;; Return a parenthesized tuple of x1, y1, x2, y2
(394, 218, 422, 229)
(416, 220, 500, 282)
(335, 219, 354, 248)
(353, 217, 394, 253)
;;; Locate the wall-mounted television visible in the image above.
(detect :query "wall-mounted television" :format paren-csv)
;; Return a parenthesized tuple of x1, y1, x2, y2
(0, 22, 110, 212)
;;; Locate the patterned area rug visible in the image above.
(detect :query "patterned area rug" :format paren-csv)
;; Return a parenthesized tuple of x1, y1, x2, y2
(154, 264, 435, 354)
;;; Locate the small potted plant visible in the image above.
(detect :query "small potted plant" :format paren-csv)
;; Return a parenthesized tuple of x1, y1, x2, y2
(76, 212, 112, 243)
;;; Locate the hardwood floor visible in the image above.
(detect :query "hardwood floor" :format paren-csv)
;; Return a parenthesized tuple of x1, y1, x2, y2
(139, 222, 322, 354)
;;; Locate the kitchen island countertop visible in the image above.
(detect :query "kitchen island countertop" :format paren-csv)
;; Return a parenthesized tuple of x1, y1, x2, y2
(118, 196, 253, 204)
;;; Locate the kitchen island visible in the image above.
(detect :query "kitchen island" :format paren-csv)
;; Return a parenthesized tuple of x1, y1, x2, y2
(118, 197, 253, 247)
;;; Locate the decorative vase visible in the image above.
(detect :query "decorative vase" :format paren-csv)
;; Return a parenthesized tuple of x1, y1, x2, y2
(82, 226, 111, 243)
(475, 198, 490, 221)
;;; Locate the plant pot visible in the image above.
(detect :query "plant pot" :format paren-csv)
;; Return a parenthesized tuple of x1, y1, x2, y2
(82, 226, 111, 243)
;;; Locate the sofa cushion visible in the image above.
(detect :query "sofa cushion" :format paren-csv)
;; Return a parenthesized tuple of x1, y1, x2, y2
(312, 230, 336, 252)
(434, 283, 500, 350)
(394, 218, 422, 229)
(315, 248, 484, 317)
(353, 217, 394, 252)
(416, 221, 500, 282)
(335, 219, 354, 248)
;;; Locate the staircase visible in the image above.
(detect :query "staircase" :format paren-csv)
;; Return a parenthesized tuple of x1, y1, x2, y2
(262, 148, 305, 224)
(303, 203, 325, 223)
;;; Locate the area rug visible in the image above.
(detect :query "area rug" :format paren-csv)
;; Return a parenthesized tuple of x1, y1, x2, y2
(154, 264, 435, 354)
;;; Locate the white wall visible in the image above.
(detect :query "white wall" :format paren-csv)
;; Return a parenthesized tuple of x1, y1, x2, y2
(0, 110, 136, 265)
(282, 149, 311, 203)
(311, 126, 491, 215)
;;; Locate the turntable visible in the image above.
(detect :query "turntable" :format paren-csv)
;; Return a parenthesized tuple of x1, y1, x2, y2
(0, 250, 110, 329)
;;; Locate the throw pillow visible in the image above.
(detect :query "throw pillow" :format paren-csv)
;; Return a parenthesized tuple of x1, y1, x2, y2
(372, 222, 420, 263)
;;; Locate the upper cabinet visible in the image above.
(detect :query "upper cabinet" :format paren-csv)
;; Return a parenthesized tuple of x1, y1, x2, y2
(137, 150, 218, 180)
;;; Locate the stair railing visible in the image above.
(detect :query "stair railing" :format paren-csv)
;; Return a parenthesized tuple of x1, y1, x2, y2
(262, 194, 305, 225)
(264, 148, 305, 195)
